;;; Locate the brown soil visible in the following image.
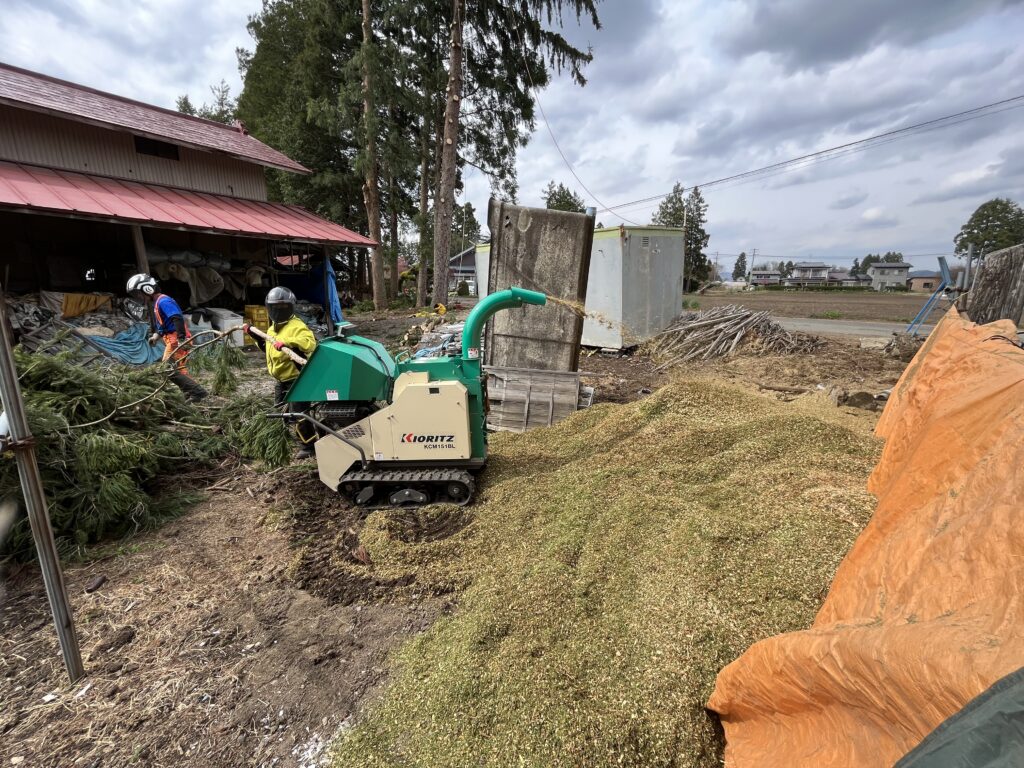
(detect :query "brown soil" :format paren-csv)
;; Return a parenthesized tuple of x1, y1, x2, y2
(344, 299, 476, 352)
(696, 291, 945, 323)
(580, 337, 906, 408)
(0, 465, 448, 768)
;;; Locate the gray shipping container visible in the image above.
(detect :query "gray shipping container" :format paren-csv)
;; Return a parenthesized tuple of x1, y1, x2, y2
(475, 225, 684, 350)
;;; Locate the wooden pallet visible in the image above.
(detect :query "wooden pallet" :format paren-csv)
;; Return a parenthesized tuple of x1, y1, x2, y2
(485, 366, 584, 433)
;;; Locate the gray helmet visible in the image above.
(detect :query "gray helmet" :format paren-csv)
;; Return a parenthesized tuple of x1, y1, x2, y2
(266, 286, 297, 324)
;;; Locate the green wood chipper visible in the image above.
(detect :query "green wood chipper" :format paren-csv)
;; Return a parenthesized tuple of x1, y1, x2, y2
(276, 287, 547, 507)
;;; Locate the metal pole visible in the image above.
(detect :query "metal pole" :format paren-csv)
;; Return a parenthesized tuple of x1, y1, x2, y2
(963, 243, 974, 307)
(0, 292, 84, 682)
(321, 245, 335, 336)
(681, 187, 687, 295)
(131, 225, 149, 274)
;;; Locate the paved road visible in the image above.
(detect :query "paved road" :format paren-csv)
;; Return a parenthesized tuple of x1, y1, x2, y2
(775, 316, 932, 337)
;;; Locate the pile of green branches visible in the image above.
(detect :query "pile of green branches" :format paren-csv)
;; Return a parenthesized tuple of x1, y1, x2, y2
(185, 334, 247, 395)
(1, 348, 290, 560)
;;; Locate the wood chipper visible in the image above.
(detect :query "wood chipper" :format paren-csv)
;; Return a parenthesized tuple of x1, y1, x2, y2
(276, 287, 547, 507)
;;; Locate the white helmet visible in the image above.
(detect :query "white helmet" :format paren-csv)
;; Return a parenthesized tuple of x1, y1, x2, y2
(126, 273, 159, 296)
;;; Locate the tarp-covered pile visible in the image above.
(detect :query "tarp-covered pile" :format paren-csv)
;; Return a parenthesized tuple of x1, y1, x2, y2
(709, 306, 1024, 766)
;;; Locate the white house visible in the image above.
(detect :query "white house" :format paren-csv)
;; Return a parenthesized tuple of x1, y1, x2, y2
(867, 262, 912, 291)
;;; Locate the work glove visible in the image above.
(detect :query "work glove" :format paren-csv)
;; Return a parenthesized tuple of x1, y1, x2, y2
(273, 341, 285, 351)
(242, 323, 251, 334)
(148, 332, 160, 346)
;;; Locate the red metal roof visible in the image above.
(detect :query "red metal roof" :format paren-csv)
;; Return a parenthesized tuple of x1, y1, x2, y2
(0, 161, 375, 246)
(0, 63, 308, 174)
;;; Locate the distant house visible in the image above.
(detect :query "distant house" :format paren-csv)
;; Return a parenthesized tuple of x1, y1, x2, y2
(867, 262, 912, 291)
(449, 245, 477, 292)
(784, 262, 829, 286)
(750, 268, 781, 286)
(908, 271, 941, 292)
(827, 269, 865, 287)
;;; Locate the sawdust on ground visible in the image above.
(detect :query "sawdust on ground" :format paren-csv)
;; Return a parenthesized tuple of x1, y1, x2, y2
(329, 378, 883, 768)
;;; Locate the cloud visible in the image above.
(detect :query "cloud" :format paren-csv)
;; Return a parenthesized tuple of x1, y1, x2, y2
(830, 190, 869, 209)
(721, 0, 1024, 71)
(857, 207, 900, 229)
(913, 145, 1024, 203)
(0, 0, 257, 108)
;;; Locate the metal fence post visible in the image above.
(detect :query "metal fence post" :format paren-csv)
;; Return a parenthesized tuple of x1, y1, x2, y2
(0, 292, 84, 682)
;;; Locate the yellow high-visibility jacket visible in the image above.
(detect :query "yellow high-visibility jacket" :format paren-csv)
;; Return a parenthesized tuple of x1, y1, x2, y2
(264, 316, 317, 382)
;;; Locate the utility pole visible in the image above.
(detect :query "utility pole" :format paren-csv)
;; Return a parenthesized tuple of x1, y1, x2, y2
(0, 292, 84, 682)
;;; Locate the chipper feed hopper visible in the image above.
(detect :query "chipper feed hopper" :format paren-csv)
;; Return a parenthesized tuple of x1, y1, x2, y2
(281, 287, 547, 507)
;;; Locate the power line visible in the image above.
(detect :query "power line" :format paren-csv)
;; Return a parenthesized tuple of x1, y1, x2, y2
(600, 94, 1024, 215)
(509, 21, 641, 225)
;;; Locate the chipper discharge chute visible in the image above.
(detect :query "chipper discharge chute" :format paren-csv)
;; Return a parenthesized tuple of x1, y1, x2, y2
(280, 287, 547, 507)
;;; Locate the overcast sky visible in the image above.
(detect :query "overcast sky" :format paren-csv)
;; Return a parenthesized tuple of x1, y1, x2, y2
(3, 0, 1023, 275)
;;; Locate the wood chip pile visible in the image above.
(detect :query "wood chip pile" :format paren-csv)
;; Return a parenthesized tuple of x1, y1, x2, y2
(646, 305, 824, 371)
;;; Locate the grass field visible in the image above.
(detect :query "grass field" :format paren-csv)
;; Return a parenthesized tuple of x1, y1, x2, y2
(696, 291, 943, 323)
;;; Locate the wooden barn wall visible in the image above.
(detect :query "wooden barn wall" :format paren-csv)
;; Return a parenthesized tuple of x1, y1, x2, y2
(0, 105, 268, 201)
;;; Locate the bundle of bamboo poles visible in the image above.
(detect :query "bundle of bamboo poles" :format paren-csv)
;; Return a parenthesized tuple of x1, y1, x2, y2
(645, 305, 823, 371)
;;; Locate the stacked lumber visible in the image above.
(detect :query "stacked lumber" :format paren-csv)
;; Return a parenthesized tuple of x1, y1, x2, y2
(646, 305, 823, 371)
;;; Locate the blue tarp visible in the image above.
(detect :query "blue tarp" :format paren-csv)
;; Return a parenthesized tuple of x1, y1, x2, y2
(88, 323, 165, 365)
(278, 259, 345, 324)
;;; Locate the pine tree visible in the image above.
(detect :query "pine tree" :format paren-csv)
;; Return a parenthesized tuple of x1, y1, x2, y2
(653, 183, 710, 291)
(784, 260, 794, 277)
(850, 257, 861, 277)
(732, 251, 747, 281)
(542, 181, 586, 212)
(431, 0, 600, 303)
(954, 198, 1024, 258)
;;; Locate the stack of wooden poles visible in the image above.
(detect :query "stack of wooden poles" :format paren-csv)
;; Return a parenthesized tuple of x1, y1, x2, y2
(646, 305, 823, 371)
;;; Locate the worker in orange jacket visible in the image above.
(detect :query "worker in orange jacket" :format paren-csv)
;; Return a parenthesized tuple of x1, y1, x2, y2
(126, 274, 207, 401)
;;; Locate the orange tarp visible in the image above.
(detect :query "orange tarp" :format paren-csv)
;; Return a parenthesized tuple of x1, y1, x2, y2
(708, 307, 1024, 767)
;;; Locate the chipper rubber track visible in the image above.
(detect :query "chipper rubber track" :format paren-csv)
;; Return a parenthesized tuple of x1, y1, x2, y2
(339, 468, 475, 509)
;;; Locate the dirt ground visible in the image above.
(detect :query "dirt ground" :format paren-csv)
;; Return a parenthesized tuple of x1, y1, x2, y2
(1, 310, 908, 768)
(0, 459, 450, 768)
(582, 335, 907, 409)
(697, 290, 944, 323)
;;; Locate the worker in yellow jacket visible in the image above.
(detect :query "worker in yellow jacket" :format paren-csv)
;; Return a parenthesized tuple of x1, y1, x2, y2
(243, 287, 318, 457)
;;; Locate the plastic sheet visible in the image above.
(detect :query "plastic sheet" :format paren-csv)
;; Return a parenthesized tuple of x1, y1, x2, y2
(707, 307, 1024, 767)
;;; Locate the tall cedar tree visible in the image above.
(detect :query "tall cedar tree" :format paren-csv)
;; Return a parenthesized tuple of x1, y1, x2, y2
(360, 0, 387, 309)
(236, 0, 368, 291)
(542, 181, 586, 212)
(732, 251, 747, 281)
(431, 0, 600, 303)
(654, 183, 711, 291)
(237, 0, 597, 304)
(954, 198, 1024, 259)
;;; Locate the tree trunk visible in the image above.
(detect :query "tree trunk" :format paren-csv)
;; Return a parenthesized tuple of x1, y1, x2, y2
(361, 0, 387, 311)
(431, 0, 464, 306)
(388, 171, 400, 299)
(416, 114, 430, 307)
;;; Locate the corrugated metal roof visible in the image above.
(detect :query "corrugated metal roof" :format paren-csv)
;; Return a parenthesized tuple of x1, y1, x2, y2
(0, 160, 375, 246)
(0, 62, 308, 174)
(870, 262, 913, 269)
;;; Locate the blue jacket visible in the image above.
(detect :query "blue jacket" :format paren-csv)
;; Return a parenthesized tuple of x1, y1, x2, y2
(152, 294, 185, 336)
